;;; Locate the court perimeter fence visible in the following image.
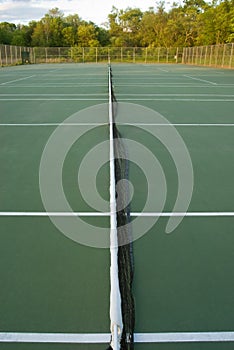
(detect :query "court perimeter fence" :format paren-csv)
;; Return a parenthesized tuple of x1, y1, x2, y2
(0, 43, 234, 68)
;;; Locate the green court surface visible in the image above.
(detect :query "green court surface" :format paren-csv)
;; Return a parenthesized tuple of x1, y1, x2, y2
(0, 63, 234, 349)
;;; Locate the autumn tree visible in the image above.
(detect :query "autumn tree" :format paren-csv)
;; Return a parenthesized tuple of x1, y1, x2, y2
(62, 14, 81, 46)
(77, 22, 99, 47)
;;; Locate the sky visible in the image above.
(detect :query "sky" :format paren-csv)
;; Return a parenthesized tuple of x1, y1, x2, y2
(0, 0, 174, 26)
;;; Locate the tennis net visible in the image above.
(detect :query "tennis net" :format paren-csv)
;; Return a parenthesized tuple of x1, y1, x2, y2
(108, 65, 135, 350)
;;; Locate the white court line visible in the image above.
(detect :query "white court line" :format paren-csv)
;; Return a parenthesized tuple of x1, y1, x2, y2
(0, 84, 107, 88)
(0, 212, 234, 217)
(117, 94, 234, 97)
(132, 212, 234, 217)
(135, 332, 234, 343)
(1, 93, 234, 98)
(116, 84, 234, 87)
(1, 97, 233, 102)
(0, 123, 106, 126)
(118, 98, 234, 102)
(0, 75, 35, 85)
(0, 212, 109, 217)
(0, 98, 106, 101)
(184, 75, 217, 85)
(122, 123, 234, 127)
(0, 94, 107, 96)
(156, 68, 169, 73)
(3, 93, 232, 97)
(1, 84, 233, 89)
(1, 123, 234, 127)
(1, 332, 234, 343)
(116, 83, 198, 86)
(2, 98, 232, 102)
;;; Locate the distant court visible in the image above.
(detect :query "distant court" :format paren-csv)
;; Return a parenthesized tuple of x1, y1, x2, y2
(0, 63, 234, 350)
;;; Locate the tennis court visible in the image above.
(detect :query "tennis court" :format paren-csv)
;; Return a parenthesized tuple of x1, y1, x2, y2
(0, 63, 234, 350)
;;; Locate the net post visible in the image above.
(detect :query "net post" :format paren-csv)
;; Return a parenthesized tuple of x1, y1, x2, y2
(113, 324, 119, 349)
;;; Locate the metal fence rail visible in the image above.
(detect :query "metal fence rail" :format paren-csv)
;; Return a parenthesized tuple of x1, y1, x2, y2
(0, 44, 233, 68)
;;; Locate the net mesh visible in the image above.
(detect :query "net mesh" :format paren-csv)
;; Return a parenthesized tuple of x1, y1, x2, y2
(109, 66, 135, 350)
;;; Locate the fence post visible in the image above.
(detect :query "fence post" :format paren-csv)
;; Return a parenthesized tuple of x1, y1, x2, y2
(5, 45, 8, 65)
(0, 46, 2, 66)
(15, 46, 17, 63)
(133, 47, 135, 63)
(96, 47, 98, 63)
(182, 47, 185, 64)
(157, 48, 160, 63)
(215, 44, 219, 67)
(204, 45, 208, 66)
(145, 47, 147, 63)
(82, 47, 85, 63)
(199, 46, 203, 65)
(221, 44, 226, 67)
(195, 46, 197, 65)
(191, 47, 194, 64)
(10, 45, 13, 64)
(187, 47, 190, 64)
(175, 47, 179, 63)
(229, 43, 233, 68)
(33, 47, 36, 64)
(209, 45, 213, 66)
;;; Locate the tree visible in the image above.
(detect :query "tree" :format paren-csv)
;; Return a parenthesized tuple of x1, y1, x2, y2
(212, 0, 234, 43)
(119, 8, 143, 46)
(62, 26, 76, 46)
(164, 4, 187, 47)
(77, 23, 99, 47)
(32, 8, 64, 46)
(108, 7, 143, 46)
(139, 3, 168, 47)
(0, 22, 16, 44)
(11, 23, 36, 46)
(1, 1, 234, 49)
(96, 26, 110, 46)
(63, 14, 81, 46)
(107, 7, 123, 46)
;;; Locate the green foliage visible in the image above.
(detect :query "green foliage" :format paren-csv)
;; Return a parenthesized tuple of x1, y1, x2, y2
(0, 1, 234, 47)
(108, 7, 143, 46)
(96, 27, 111, 46)
(77, 23, 99, 47)
(0, 22, 16, 44)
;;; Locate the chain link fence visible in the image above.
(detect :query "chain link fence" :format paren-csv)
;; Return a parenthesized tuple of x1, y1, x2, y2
(182, 44, 234, 68)
(32, 46, 182, 64)
(0, 45, 33, 66)
(0, 44, 234, 68)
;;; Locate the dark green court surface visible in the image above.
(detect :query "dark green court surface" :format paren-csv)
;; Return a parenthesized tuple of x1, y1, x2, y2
(0, 63, 234, 349)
